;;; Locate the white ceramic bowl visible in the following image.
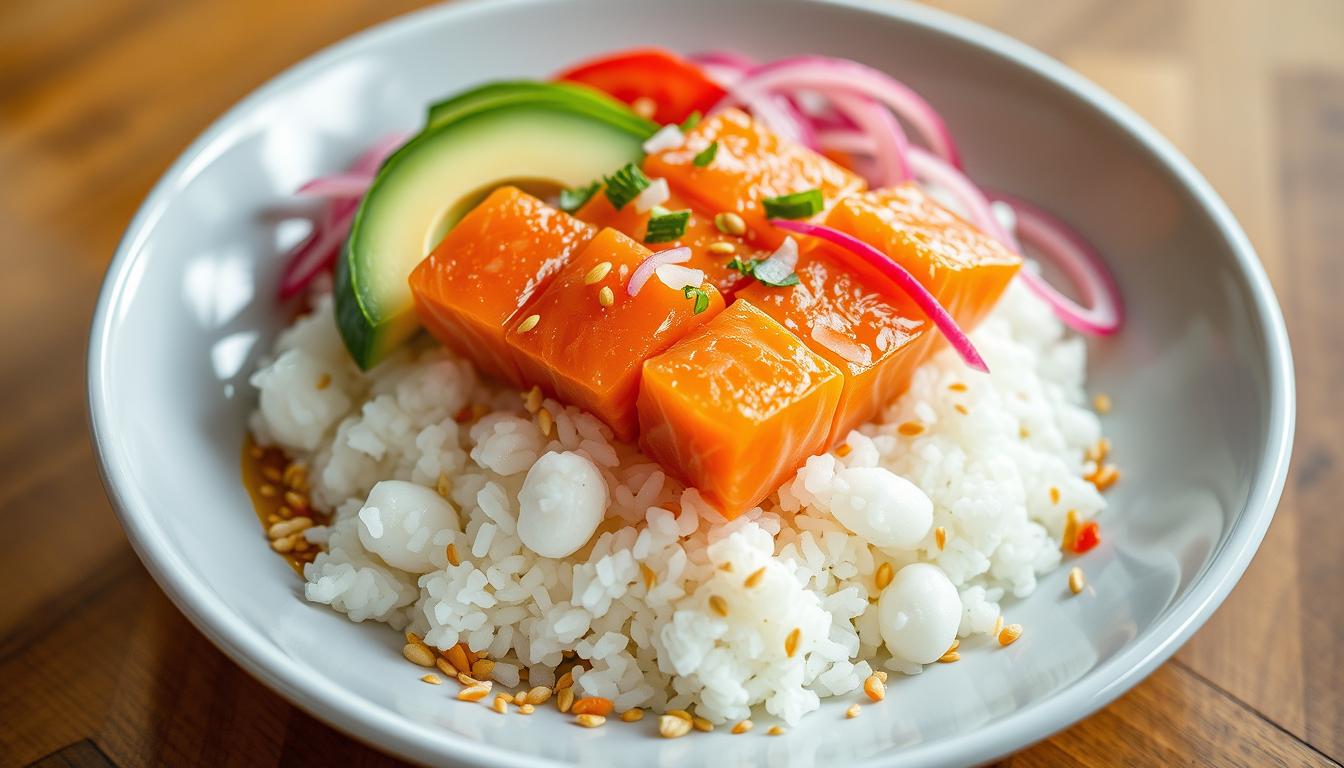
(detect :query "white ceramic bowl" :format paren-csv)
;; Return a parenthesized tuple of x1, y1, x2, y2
(88, 1, 1294, 765)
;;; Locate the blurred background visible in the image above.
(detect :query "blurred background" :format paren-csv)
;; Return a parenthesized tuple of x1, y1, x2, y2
(1, 0, 1339, 766)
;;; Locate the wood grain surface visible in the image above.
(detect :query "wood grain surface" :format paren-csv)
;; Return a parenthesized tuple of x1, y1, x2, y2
(1, 0, 1340, 766)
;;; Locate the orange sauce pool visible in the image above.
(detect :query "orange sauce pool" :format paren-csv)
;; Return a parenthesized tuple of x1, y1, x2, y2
(241, 435, 326, 575)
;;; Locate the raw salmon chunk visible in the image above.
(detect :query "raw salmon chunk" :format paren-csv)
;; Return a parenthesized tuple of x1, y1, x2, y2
(409, 186, 596, 384)
(737, 248, 932, 442)
(824, 184, 1021, 329)
(575, 191, 762, 296)
(643, 109, 867, 249)
(506, 227, 724, 441)
(638, 299, 843, 518)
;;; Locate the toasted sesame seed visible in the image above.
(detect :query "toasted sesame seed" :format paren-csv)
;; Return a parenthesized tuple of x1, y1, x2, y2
(659, 714, 692, 738)
(744, 566, 767, 588)
(640, 562, 657, 590)
(784, 627, 802, 659)
(283, 490, 308, 511)
(948, 382, 968, 392)
(714, 211, 746, 236)
(258, 483, 278, 498)
(572, 697, 613, 716)
(992, 615, 1004, 637)
(846, 704, 861, 719)
(446, 542, 461, 567)
(875, 562, 894, 590)
(897, 420, 925, 436)
(282, 462, 307, 489)
(523, 385, 543, 413)
(435, 472, 453, 499)
(269, 534, 297, 553)
(262, 465, 282, 482)
(718, 561, 734, 572)
(863, 674, 885, 702)
(492, 694, 509, 714)
(446, 644, 470, 675)
(935, 526, 947, 551)
(767, 725, 786, 736)
(874, 670, 888, 682)
(621, 708, 645, 722)
(835, 442, 853, 457)
(315, 372, 332, 390)
(1049, 486, 1061, 505)
(516, 314, 540, 333)
(954, 404, 969, 415)
(405, 630, 422, 645)
(731, 719, 753, 734)
(708, 241, 736, 255)
(584, 261, 613, 285)
(1063, 509, 1079, 551)
(665, 709, 692, 722)
(421, 674, 441, 685)
(458, 684, 491, 702)
(692, 716, 714, 732)
(402, 643, 436, 667)
(526, 685, 553, 705)
(471, 659, 495, 680)
(457, 673, 487, 687)
(1091, 464, 1120, 491)
(632, 97, 657, 119)
(265, 513, 281, 525)
(709, 595, 729, 617)
(1093, 393, 1112, 414)
(435, 657, 458, 677)
(1068, 566, 1086, 595)
(575, 713, 606, 728)
(518, 703, 535, 714)
(557, 686, 575, 713)
(538, 407, 554, 437)
(999, 623, 1023, 647)
(937, 650, 961, 663)
(597, 285, 615, 308)
(556, 670, 574, 690)
(267, 516, 312, 540)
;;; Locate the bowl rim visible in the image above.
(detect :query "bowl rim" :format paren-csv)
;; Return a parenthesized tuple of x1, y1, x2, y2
(87, 0, 1295, 765)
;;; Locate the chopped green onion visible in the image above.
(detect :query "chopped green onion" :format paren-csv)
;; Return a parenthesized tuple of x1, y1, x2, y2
(603, 163, 652, 210)
(693, 141, 719, 168)
(726, 256, 759, 276)
(679, 111, 702, 132)
(644, 209, 691, 243)
(683, 284, 710, 314)
(762, 188, 824, 220)
(558, 180, 600, 213)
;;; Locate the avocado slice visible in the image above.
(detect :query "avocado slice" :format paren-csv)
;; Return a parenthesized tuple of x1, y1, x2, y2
(336, 88, 655, 369)
(426, 80, 655, 138)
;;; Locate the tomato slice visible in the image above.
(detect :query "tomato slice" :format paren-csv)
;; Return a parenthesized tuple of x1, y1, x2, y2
(555, 48, 727, 125)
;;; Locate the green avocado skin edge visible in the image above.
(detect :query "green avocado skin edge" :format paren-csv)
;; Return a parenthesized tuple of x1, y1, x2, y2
(331, 81, 656, 371)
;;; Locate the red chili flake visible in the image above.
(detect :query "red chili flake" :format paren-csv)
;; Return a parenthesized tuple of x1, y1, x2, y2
(1070, 521, 1101, 554)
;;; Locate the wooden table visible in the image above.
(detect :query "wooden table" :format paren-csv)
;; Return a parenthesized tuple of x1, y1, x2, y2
(1, 0, 1338, 765)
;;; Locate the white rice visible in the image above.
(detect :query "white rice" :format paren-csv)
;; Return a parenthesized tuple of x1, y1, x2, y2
(249, 280, 1104, 724)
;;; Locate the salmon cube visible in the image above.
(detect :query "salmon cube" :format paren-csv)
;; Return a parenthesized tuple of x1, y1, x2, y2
(737, 248, 933, 442)
(409, 186, 596, 384)
(824, 184, 1021, 329)
(575, 190, 762, 296)
(644, 109, 866, 249)
(506, 228, 724, 441)
(638, 299, 843, 518)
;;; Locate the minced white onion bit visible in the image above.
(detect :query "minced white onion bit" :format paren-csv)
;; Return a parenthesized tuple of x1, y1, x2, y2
(642, 124, 686, 154)
(634, 177, 671, 214)
(654, 264, 706, 291)
(769, 236, 800, 270)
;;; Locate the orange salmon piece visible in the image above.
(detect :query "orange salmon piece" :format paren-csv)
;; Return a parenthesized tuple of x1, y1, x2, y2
(737, 248, 932, 443)
(575, 191, 762, 296)
(643, 109, 867, 249)
(638, 299, 843, 518)
(507, 228, 724, 441)
(409, 186, 596, 385)
(823, 183, 1021, 329)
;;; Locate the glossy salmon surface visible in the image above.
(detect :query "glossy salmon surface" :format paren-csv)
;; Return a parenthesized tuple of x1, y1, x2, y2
(637, 299, 842, 518)
(824, 184, 1021, 329)
(575, 191, 762, 296)
(736, 248, 932, 442)
(643, 109, 866, 248)
(408, 186, 596, 384)
(507, 227, 724, 441)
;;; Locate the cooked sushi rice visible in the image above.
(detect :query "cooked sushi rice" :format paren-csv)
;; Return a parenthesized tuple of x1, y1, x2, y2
(249, 280, 1104, 724)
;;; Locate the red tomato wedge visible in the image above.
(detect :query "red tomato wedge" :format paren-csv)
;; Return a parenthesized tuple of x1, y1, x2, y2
(554, 48, 726, 125)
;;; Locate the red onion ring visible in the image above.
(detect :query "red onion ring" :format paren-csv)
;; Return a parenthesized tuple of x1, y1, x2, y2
(827, 93, 911, 185)
(771, 219, 989, 373)
(628, 246, 691, 297)
(296, 173, 374, 200)
(278, 207, 355, 300)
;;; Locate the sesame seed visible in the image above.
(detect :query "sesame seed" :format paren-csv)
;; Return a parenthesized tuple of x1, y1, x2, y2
(421, 674, 441, 685)
(875, 562, 894, 590)
(523, 385, 543, 413)
(954, 404, 969, 415)
(598, 285, 615, 308)
(863, 674, 885, 702)
(692, 716, 714, 732)
(709, 595, 729, 617)
(526, 685, 553, 705)
(1063, 510, 1079, 551)
(1050, 486, 1061, 504)
(446, 644, 470, 675)
(315, 373, 332, 390)
(446, 542, 461, 567)
(845, 704, 861, 719)
(948, 382, 968, 392)
(897, 421, 925, 436)
(784, 627, 801, 659)
(874, 670, 887, 682)
(621, 708, 645, 722)
(1093, 393, 1112, 414)
(458, 684, 491, 702)
(572, 697, 613, 717)
(1091, 464, 1120, 491)
(767, 725, 786, 736)
(744, 566, 766, 588)
(262, 465, 282, 482)
(492, 694, 509, 714)
(640, 562, 657, 590)
(538, 407, 554, 437)
(556, 670, 574, 690)
(258, 483, 278, 498)
(835, 442, 853, 457)
(584, 261, 613, 285)
(283, 490, 308, 511)
(557, 686, 575, 713)
(708, 241, 736, 254)
(471, 659, 495, 680)
(659, 714, 692, 738)
(435, 657, 458, 677)
(665, 709, 692, 722)
(937, 650, 961, 663)
(935, 526, 947, 551)
(518, 703, 535, 714)
(714, 211, 746, 236)
(731, 719, 753, 734)
(267, 516, 312, 540)
(575, 713, 605, 728)
(516, 314, 540, 333)
(718, 561, 734, 572)
(998, 623, 1024, 647)
(270, 535, 297, 553)
(1068, 566, 1086, 595)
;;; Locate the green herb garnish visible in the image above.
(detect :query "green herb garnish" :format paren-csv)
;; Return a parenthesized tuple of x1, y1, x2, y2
(558, 180, 600, 213)
(603, 163, 652, 210)
(726, 256, 760, 276)
(644, 209, 691, 243)
(679, 111, 702, 132)
(683, 284, 711, 314)
(693, 141, 719, 168)
(726, 255, 799, 287)
(762, 188, 824, 220)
